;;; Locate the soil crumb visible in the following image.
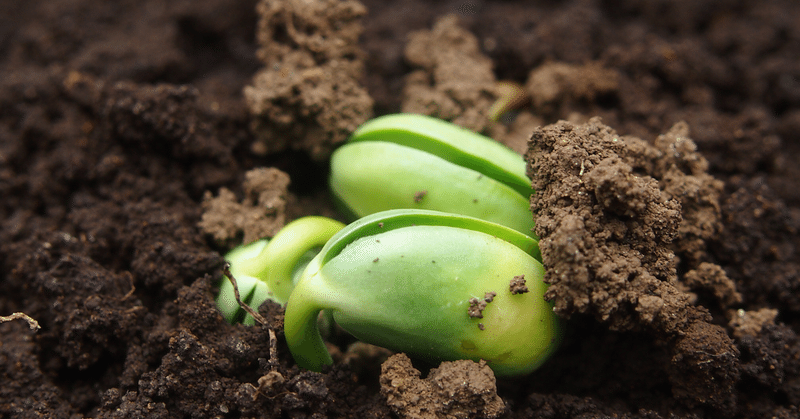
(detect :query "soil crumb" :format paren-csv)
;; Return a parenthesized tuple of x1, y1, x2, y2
(199, 167, 290, 246)
(528, 117, 739, 410)
(380, 353, 504, 419)
(728, 308, 779, 339)
(244, 0, 373, 159)
(402, 15, 498, 133)
(509, 275, 529, 295)
(683, 262, 742, 308)
(468, 293, 497, 320)
(525, 61, 619, 118)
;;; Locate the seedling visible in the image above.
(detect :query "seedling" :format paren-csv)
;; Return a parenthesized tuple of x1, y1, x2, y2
(284, 209, 560, 377)
(216, 216, 344, 325)
(329, 114, 537, 238)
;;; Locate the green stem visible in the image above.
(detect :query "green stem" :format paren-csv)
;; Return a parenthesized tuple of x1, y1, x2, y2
(488, 81, 529, 122)
(255, 216, 345, 304)
(283, 255, 334, 372)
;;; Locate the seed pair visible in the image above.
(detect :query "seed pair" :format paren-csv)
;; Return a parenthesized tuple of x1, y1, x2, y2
(216, 114, 561, 376)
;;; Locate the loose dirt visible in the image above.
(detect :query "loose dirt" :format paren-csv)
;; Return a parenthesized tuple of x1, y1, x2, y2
(2, 0, 799, 418)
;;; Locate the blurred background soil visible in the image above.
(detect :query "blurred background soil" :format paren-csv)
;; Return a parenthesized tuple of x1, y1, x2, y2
(1, 0, 799, 418)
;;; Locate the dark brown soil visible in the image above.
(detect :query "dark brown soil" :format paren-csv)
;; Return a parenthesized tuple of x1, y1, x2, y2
(2, 0, 799, 418)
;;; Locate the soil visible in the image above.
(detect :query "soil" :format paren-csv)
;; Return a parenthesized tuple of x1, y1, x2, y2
(509, 276, 528, 295)
(1, 0, 799, 418)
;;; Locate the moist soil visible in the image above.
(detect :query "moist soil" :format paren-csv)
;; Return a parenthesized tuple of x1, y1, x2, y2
(2, 1, 800, 418)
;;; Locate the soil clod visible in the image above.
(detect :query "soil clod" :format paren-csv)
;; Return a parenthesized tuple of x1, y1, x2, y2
(380, 353, 504, 419)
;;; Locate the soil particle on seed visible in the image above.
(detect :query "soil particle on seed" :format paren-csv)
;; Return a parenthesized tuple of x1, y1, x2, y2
(468, 292, 496, 319)
(199, 167, 290, 246)
(414, 190, 427, 203)
(468, 297, 487, 319)
(380, 353, 504, 419)
(244, 0, 374, 159)
(529, 117, 739, 410)
(509, 275, 528, 295)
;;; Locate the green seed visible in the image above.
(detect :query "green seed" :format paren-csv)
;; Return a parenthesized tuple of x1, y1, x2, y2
(330, 114, 537, 239)
(284, 209, 560, 377)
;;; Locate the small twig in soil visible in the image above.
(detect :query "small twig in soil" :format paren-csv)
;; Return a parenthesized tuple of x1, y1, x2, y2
(0, 312, 41, 331)
(121, 274, 136, 300)
(268, 328, 279, 370)
(223, 263, 269, 326)
(222, 263, 279, 369)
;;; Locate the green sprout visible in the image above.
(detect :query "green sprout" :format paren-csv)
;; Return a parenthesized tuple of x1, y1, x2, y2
(488, 81, 529, 122)
(284, 209, 561, 377)
(329, 114, 537, 239)
(216, 216, 345, 325)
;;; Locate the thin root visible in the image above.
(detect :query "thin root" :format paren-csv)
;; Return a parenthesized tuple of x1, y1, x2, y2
(0, 312, 41, 331)
(222, 263, 279, 369)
